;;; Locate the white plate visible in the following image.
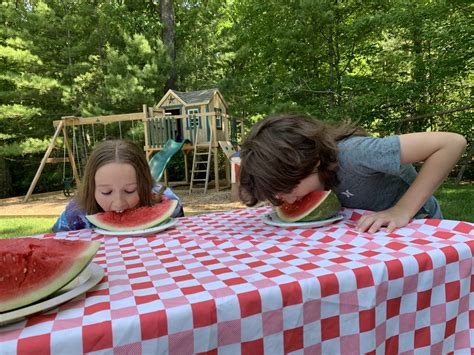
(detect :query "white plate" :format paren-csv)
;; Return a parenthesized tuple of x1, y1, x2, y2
(94, 218, 178, 236)
(0, 263, 104, 326)
(262, 212, 344, 229)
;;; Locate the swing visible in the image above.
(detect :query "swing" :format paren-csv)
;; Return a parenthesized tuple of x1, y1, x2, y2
(63, 176, 75, 197)
(62, 124, 83, 197)
(62, 131, 75, 197)
(60, 118, 137, 197)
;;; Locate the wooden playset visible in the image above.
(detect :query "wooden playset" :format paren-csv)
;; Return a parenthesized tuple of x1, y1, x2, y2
(24, 89, 243, 202)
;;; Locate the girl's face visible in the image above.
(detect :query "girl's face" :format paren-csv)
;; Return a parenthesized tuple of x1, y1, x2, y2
(94, 162, 140, 212)
(276, 173, 324, 204)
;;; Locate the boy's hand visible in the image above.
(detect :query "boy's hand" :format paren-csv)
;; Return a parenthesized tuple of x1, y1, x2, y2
(356, 207, 412, 233)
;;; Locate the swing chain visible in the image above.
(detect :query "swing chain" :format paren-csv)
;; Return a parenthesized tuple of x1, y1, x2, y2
(62, 126, 75, 197)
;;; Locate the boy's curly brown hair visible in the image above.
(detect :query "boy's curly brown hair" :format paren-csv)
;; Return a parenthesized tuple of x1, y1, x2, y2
(239, 112, 366, 206)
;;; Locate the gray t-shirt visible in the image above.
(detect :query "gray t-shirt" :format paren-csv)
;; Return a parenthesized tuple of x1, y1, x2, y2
(334, 136, 442, 219)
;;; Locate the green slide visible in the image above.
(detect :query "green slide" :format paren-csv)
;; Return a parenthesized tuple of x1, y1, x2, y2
(149, 139, 190, 182)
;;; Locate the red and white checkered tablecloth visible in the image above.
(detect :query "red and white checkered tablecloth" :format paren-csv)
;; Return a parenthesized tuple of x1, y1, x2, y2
(1, 208, 473, 354)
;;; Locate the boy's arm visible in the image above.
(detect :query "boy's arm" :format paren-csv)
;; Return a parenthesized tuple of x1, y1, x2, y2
(357, 132, 467, 233)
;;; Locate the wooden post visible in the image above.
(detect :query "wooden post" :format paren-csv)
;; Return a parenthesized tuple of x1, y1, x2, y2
(23, 120, 65, 203)
(211, 113, 220, 191)
(213, 146, 219, 191)
(224, 157, 230, 188)
(223, 112, 228, 143)
(62, 120, 81, 186)
(149, 107, 156, 159)
(184, 151, 189, 183)
(218, 140, 234, 189)
(143, 105, 151, 160)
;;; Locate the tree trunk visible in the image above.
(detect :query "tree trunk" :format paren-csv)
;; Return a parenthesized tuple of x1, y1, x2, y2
(0, 156, 13, 198)
(160, 0, 177, 93)
(410, 23, 426, 132)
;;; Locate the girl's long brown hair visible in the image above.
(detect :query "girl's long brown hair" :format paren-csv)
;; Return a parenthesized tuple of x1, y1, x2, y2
(77, 140, 154, 214)
(239, 112, 366, 206)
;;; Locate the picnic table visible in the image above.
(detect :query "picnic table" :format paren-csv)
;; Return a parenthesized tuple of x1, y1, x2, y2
(1, 207, 473, 354)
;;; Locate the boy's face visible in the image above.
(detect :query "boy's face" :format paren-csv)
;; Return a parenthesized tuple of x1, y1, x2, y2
(94, 162, 140, 212)
(275, 173, 324, 204)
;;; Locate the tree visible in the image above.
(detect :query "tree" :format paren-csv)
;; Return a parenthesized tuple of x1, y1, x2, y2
(1, 0, 471, 198)
(0, 3, 63, 153)
(70, 33, 171, 116)
(160, 0, 177, 92)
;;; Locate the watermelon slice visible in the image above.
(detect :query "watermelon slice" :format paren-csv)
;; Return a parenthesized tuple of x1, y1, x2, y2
(86, 199, 178, 231)
(0, 238, 100, 312)
(276, 190, 341, 223)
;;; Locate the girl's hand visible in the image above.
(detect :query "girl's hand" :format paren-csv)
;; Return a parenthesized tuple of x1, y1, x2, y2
(356, 207, 412, 233)
(152, 185, 168, 202)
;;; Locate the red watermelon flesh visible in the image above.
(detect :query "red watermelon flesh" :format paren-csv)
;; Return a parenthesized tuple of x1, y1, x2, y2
(276, 190, 341, 222)
(0, 238, 100, 312)
(86, 199, 178, 231)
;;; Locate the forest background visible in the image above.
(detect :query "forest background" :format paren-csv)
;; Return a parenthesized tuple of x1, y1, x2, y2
(0, 0, 472, 199)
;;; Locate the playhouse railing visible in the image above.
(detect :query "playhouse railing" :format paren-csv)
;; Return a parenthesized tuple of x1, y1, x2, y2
(144, 111, 243, 150)
(146, 115, 178, 147)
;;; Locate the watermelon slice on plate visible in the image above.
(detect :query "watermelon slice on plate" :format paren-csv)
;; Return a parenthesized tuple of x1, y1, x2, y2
(275, 190, 341, 223)
(0, 263, 103, 326)
(86, 199, 178, 232)
(94, 218, 178, 236)
(0, 238, 100, 313)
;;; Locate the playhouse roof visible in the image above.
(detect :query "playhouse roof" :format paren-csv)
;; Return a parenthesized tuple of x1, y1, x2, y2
(156, 88, 228, 108)
(173, 89, 216, 104)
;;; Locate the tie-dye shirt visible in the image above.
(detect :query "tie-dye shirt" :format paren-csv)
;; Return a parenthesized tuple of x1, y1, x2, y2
(52, 184, 184, 232)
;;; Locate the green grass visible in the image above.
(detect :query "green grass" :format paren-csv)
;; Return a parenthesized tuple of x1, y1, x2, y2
(0, 183, 472, 239)
(0, 217, 57, 239)
(434, 183, 473, 222)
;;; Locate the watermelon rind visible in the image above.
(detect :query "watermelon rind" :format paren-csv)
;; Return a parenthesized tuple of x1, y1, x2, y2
(276, 190, 341, 223)
(0, 239, 100, 313)
(86, 199, 178, 232)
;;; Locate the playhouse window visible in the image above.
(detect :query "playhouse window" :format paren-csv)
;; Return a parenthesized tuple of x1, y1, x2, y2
(186, 108, 201, 129)
(214, 108, 223, 130)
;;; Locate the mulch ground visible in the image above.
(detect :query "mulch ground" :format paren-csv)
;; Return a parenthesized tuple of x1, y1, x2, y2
(0, 187, 247, 218)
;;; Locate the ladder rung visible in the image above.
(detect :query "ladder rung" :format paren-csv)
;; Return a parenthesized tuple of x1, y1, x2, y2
(190, 125, 211, 197)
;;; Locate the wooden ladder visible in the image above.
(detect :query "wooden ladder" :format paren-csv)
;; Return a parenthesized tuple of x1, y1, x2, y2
(189, 121, 213, 194)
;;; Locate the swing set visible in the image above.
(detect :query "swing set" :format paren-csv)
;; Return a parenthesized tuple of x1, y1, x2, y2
(23, 113, 144, 203)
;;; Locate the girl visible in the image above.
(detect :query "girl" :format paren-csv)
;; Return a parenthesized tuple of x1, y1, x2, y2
(239, 112, 466, 233)
(52, 140, 184, 232)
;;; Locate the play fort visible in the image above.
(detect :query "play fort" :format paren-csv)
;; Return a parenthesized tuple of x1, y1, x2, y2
(24, 88, 243, 202)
